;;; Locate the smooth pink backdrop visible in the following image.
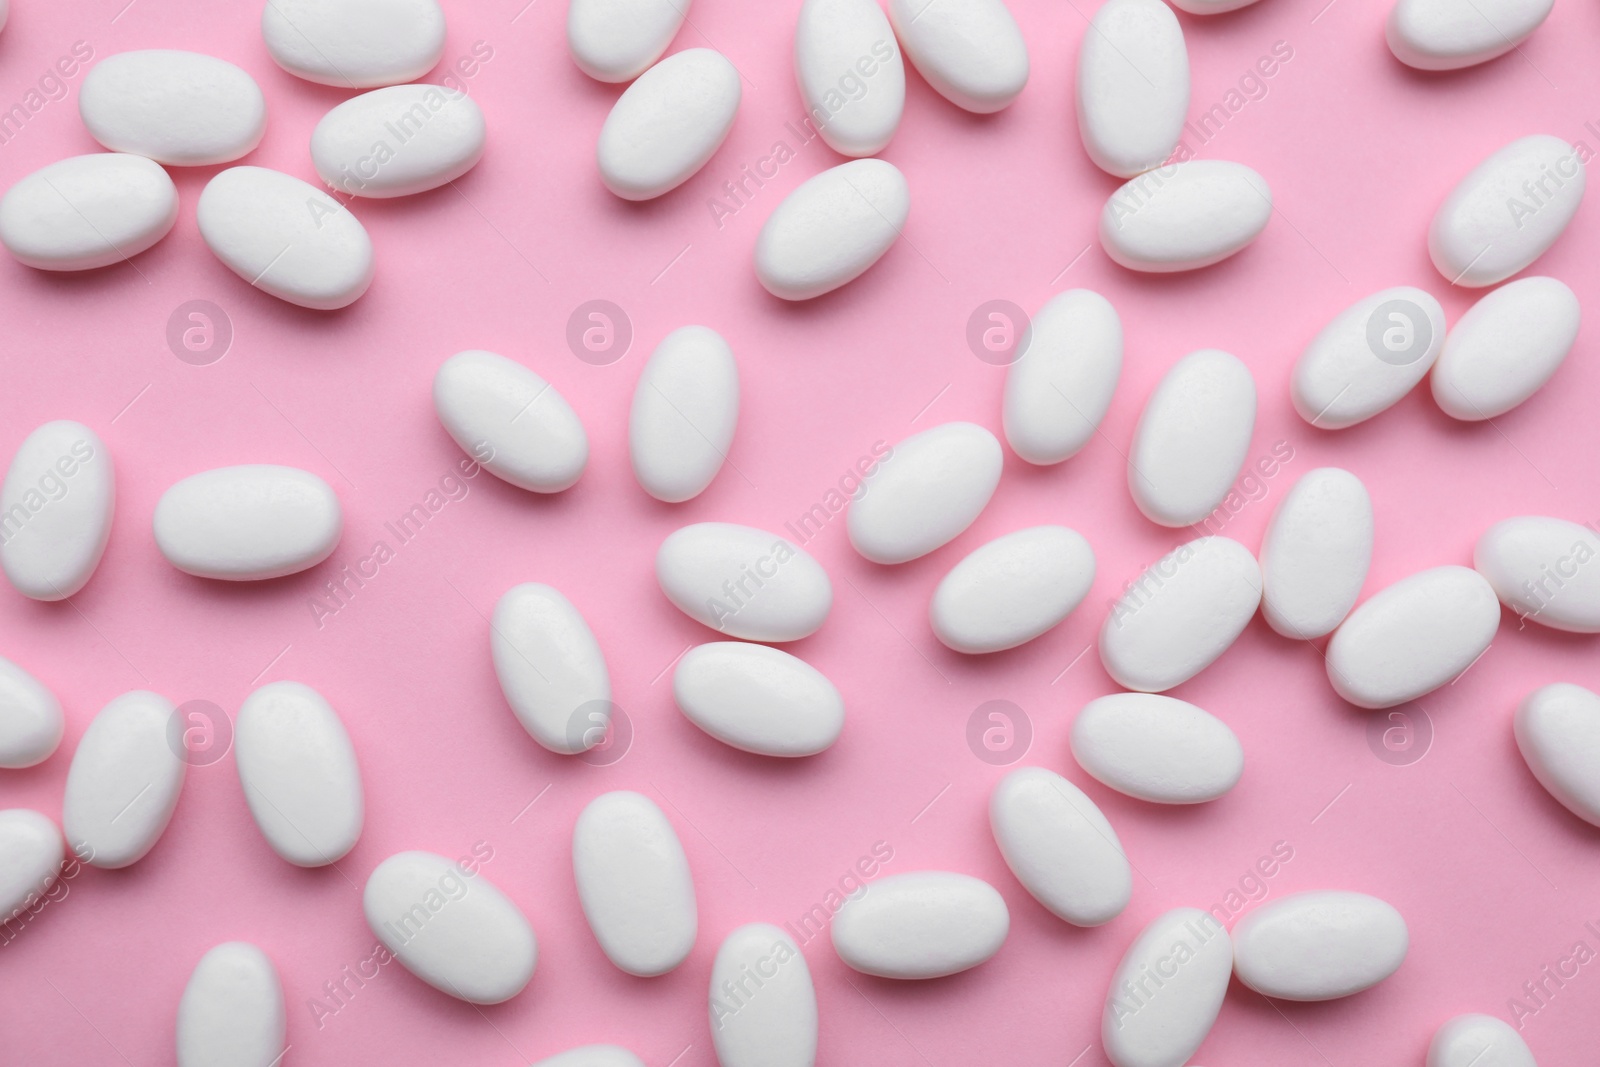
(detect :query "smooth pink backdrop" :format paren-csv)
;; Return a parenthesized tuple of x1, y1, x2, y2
(3, 0, 1599, 1064)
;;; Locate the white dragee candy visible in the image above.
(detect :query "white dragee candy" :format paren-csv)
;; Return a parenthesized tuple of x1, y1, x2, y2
(573, 791, 697, 977)
(656, 522, 833, 641)
(1077, 0, 1188, 179)
(710, 924, 817, 1067)
(235, 681, 363, 866)
(629, 326, 739, 503)
(1071, 693, 1243, 804)
(80, 51, 264, 167)
(0, 809, 63, 921)
(1388, 0, 1554, 71)
(262, 0, 446, 88)
(1002, 289, 1123, 465)
(1291, 286, 1447, 429)
(567, 0, 689, 83)
(0, 154, 177, 271)
(198, 167, 374, 309)
(1103, 908, 1232, 1067)
(0, 420, 114, 601)
(1231, 890, 1408, 1001)
(1259, 468, 1373, 640)
(313, 84, 485, 198)
(434, 350, 589, 494)
(0, 657, 63, 768)
(599, 49, 740, 200)
(365, 849, 535, 1004)
(1430, 135, 1585, 288)
(673, 642, 844, 756)
(930, 526, 1096, 653)
(1100, 536, 1261, 692)
(63, 690, 184, 868)
(1100, 160, 1272, 272)
(756, 158, 908, 300)
(1129, 349, 1256, 528)
(848, 421, 1001, 564)
(1325, 566, 1500, 709)
(887, 0, 1028, 113)
(794, 0, 904, 157)
(1515, 683, 1600, 827)
(492, 583, 612, 755)
(533, 1048, 647, 1067)
(1428, 1013, 1539, 1067)
(176, 943, 286, 1067)
(154, 465, 342, 581)
(989, 767, 1131, 926)
(831, 871, 1009, 978)
(1475, 517, 1600, 632)
(1432, 276, 1580, 420)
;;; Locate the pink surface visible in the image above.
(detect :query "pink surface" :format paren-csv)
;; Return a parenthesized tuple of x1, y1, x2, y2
(2, 0, 1599, 1064)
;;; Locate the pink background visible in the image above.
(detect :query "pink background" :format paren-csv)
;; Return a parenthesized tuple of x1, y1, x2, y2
(3, 0, 1600, 1063)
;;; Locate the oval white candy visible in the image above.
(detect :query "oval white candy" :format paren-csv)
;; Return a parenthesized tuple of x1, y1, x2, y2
(1325, 565, 1500, 709)
(63, 690, 184, 868)
(673, 642, 844, 756)
(887, 0, 1028, 113)
(1072, 693, 1243, 804)
(176, 942, 285, 1067)
(492, 583, 612, 755)
(1103, 908, 1232, 1067)
(1077, 0, 1188, 178)
(1100, 536, 1261, 692)
(755, 158, 908, 301)
(364, 850, 536, 1004)
(1475, 516, 1600, 632)
(1429, 135, 1584, 288)
(434, 350, 589, 494)
(0, 154, 177, 271)
(1388, 0, 1554, 71)
(1428, 1013, 1538, 1067)
(1515, 682, 1600, 826)
(0, 420, 114, 601)
(1100, 160, 1272, 272)
(262, 0, 446, 88)
(197, 166, 373, 309)
(1432, 276, 1580, 420)
(0, 657, 63, 768)
(573, 791, 697, 976)
(154, 465, 342, 581)
(567, 0, 689, 83)
(0, 809, 63, 921)
(534, 1047, 647, 1067)
(1002, 289, 1123, 465)
(80, 50, 266, 166)
(629, 326, 739, 503)
(599, 49, 739, 200)
(235, 681, 363, 866)
(847, 422, 1001, 564)
(656, 523, 833, 641)
(1129, 349, 1256, 527)
(831, 871, 1009, 978)
(794, 0, 905, 157)
(989, 767, 1131, 926)
(1232, 890, 1408, 1001)
(1259, 468, 1373, 640)
(1292, 286, 1446, 429)
(312, 83, 486, 198)
(710, 924, 817, 1067)
(931, 526, 1096, 653)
